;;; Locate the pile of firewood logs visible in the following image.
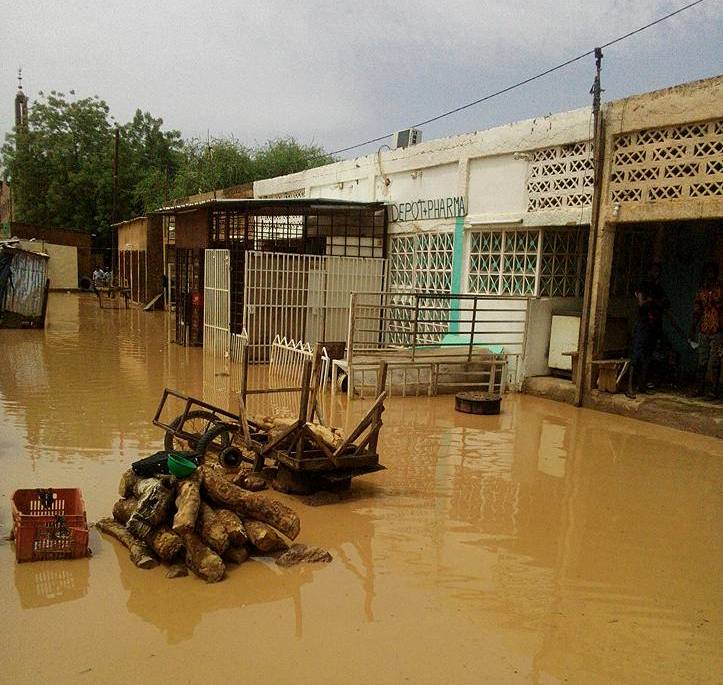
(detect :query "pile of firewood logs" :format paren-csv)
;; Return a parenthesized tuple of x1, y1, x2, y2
(96, 463, 330, 582)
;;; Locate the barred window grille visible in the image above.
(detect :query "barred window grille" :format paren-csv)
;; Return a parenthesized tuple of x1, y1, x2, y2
(387, 232, 454, 343)
(388, 232, 454, 294)
(609, 119, 723, 205)
(388, 235, 415, 291)
(256, 191, 306, 242)
(539, 229, 588, 297)
(526, 142, 594, 212)
(468, 230, 539, 296)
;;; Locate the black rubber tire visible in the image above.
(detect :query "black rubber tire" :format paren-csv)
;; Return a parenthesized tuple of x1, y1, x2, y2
(196, 422, 238, 463)
(164, 410, 222, 452)
(219, 446, 243, 468)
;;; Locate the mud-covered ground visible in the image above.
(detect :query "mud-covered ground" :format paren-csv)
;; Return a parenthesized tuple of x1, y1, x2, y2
(1, 293, 720, 684)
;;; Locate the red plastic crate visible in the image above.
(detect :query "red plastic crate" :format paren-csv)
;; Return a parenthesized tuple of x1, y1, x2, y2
(11, 488, 89, 563)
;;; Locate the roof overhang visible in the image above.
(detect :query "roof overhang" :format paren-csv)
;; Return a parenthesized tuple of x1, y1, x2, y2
(153, 197, 386, 215)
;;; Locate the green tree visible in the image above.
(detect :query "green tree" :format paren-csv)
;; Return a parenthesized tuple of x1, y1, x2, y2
(2, 91, 335, 232)
(170, 137, 253, 199)
(1, 92, 182, 236)
(119, 110, 182, 216)
(252, 137, 333, 179)
(2, 91, 114, 232)
(169, 136, 335, 201)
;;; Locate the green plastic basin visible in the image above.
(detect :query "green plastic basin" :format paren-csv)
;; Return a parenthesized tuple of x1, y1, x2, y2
(167, 452, 198, 478)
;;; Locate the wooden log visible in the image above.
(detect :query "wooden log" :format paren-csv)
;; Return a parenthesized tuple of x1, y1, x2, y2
(259, 419, 301, 456)
(223, 545, 250, 565)
(112, 498, 137, 524)
(132, 477, 176, 526)
(96, 517, 158, 569)
(197, 502, 230, 555)
(166, 563, 189, 579)
(147, 527, 184, 562)
(276, 543, 333, 567)
(181, 530, 225, 583)
(172, 472, 202, 536)
(304, 425, 337, 464)
(118, 469, 140, 498)
(245, 521, 288, 553)
(201, 466, 300, 540)
(306, 422, 344, 450)
(215, 509, 248, 546)
(232, 472, 267, 492)
(111, 498, 183, 561)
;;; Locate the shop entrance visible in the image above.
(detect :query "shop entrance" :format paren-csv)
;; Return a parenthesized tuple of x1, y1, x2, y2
(605, 219, 722, 395)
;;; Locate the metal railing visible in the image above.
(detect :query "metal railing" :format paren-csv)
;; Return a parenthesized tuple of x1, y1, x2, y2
(333, 291, 530, 397)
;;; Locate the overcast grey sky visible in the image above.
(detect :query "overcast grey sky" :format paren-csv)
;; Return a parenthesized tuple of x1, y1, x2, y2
(1, 1, 721, 159)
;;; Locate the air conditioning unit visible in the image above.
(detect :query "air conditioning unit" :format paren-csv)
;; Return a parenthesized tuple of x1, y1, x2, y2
(391, 128, 422, 149)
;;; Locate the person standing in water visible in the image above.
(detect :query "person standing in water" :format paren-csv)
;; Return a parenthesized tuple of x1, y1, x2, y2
(691, 261, 721, 400)
(627, 284, 656, 399)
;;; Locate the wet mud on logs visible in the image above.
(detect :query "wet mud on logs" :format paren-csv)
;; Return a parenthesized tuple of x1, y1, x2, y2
(97, 460, 325, 584)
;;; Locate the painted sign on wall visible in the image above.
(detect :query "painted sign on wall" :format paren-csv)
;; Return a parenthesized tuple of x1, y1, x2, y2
(390, 196, 466, 222)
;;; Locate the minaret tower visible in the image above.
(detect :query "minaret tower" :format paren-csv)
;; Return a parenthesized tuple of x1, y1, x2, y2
(15, 68, 28, 130)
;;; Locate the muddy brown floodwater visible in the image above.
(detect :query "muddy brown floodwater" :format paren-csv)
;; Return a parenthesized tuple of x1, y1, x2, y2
(1, 293, 721, 684)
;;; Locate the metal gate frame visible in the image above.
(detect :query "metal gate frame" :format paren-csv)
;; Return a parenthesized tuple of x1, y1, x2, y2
(243, 251, 386, 363)
(203, 249, 231, 357)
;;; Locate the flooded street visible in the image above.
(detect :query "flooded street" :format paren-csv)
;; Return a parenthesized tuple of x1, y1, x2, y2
(1, 293, 721, 684)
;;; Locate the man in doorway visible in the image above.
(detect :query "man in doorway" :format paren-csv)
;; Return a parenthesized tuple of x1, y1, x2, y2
(627, 284, 656, 399)
(646, 262, 670, 315)
(691, 261, 721, 400)
(643, 262, 670, 390)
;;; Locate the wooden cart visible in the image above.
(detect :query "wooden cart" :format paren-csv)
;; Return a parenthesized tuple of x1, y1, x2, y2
(152, 348, 387, 493)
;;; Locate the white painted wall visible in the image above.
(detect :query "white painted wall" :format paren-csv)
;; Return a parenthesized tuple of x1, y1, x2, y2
(467, 155, 527, 221)
(524, 297, 583, 377)
(255, 106, 593, 234)
(19, 240, 78, 289)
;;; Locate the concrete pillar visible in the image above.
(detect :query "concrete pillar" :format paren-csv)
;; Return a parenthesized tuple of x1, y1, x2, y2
(584, 220, 617, 393)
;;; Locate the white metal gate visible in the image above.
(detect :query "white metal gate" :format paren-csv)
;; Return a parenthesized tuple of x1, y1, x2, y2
(243, 251, 386, 362)
(203, 249, 230, 357)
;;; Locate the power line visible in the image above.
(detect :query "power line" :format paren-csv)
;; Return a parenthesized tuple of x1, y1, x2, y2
(314, 0, 708, 161)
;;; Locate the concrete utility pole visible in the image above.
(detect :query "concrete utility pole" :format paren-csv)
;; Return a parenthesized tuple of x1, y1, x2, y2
(112, 127, 120, 223)
(575, 47, 605, 407)
(112, 127, 120, 275)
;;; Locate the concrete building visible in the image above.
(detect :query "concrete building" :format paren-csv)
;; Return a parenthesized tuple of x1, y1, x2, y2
(113, 215, 165, 306)
(254, 75, 722, 435)
(0, 181, 13, 230)
(580, 75, 722, 433)
(256, 105, 595, 381)
(6, 222, 93, 290)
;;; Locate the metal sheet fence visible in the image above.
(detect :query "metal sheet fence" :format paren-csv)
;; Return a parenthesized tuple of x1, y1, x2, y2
(2, 249, 48, 318)
(243, 251, 386, 363)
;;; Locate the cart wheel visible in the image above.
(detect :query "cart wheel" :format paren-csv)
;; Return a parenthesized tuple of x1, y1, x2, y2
(196, 422, 238, 464)
(164, 410, 222, 452)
